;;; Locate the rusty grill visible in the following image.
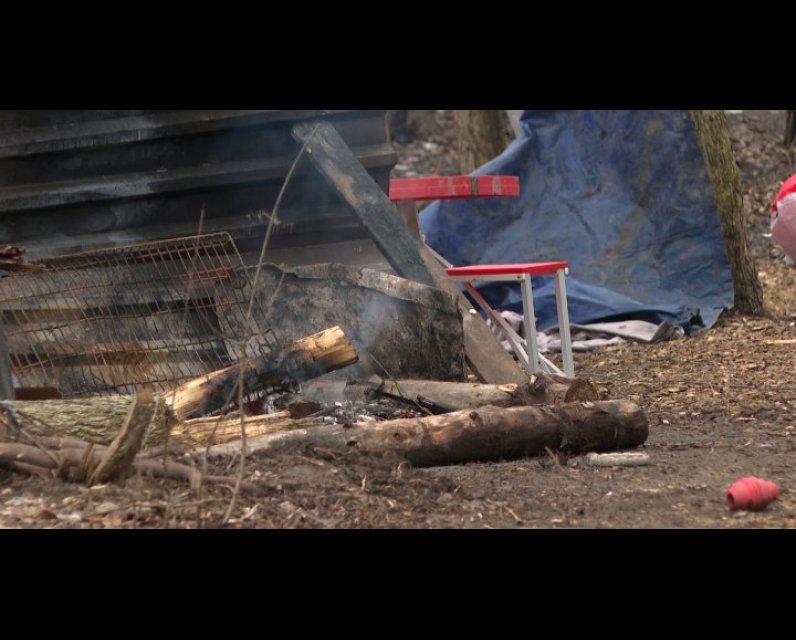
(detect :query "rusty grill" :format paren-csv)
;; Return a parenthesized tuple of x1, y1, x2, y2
(0, 233, 277, 397)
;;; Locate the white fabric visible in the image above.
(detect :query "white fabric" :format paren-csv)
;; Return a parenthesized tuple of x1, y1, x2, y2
(487, 312, 683, 354)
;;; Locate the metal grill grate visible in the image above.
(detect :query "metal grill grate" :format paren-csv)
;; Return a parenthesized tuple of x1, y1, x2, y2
(0, 233, 277, 397)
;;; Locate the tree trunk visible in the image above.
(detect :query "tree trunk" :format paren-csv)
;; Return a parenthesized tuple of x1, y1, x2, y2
(691, 110, 764, 315)
(454, 110, 510, 173)
(205, 399, 648, 467)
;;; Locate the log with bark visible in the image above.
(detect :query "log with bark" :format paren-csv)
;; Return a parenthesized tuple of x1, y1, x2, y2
(204, 399, 648, 467)
(0, 394, 327, 454)
(0, 387, 203, 489)
(304, 374, 601, 410)
(162, 325, 358, 421)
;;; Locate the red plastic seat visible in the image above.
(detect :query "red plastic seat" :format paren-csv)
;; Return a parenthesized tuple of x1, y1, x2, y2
(389, 175, 574, 378)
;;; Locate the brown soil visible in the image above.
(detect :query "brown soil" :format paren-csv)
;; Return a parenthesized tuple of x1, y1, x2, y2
(2, 111, 796, 529)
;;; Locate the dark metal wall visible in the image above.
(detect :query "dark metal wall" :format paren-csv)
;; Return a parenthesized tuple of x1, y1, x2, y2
(0, 110, 396, 263)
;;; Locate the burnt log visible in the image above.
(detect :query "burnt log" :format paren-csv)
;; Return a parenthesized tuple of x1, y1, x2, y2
(162, 326, 358, 421)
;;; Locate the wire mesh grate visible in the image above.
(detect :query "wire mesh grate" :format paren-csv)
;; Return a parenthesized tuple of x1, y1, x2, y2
(0, 233, 277, 397)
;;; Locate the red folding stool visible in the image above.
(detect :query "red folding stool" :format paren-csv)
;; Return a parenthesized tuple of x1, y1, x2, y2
(388, 175, 575, 378)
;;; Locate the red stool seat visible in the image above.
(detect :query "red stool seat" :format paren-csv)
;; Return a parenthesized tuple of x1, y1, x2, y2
(389, 176, 574, 378)
(446, 262, 569, 278)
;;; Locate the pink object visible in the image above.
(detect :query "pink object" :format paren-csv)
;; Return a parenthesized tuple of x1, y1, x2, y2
(771, 173, 796, 263)
(726, 476, 781, 511)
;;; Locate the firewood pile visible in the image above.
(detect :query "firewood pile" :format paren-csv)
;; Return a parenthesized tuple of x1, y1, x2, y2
(0, 321, 647, 488)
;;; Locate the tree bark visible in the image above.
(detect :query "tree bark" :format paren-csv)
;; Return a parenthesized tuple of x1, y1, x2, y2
(205, 399, 648, 467)
(786, 110, 796, 146)
(691, 110, 764, 315)
(0, 395, 325, 451)
(162, 326, 358, 422)
(454, 110, 510, 173)
(88, 387, 164, 483)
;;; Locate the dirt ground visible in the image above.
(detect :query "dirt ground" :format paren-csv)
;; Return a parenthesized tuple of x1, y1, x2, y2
(2, 110, 796, 529)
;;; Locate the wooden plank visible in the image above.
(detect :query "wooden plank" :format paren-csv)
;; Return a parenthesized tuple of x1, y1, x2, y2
(292, 121, 435, 287)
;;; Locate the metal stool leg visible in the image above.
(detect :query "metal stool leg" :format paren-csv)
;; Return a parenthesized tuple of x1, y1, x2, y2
(520, 274, 542, 374)
(554, 268, 574, 377)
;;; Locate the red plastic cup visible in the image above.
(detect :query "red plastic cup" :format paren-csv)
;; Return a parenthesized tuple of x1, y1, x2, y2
(726, 476, 781, 511)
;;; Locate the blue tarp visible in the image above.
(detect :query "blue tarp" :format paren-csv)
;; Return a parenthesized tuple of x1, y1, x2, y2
(420, 110, 734, 333)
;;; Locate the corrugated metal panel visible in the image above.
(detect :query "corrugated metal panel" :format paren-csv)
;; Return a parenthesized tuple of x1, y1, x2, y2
(0, 110, 396, 264)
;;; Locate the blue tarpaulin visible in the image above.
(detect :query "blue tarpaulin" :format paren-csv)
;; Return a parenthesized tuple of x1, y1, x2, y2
(420, 110, 734, 333)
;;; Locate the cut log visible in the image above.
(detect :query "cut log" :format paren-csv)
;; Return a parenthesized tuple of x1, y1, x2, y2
(345, 379, 533, 409)
(0, 394, 321, 452)
(172, 411, 324, 449)
(162, 325, 358, 421)
(0, 394, 158, 445)
(205, 399, 648, 467)
(304, 374, 601, 409)
(292, 120, 527, 386)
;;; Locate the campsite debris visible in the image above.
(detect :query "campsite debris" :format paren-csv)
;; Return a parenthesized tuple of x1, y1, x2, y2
(0, 233, 278, 397)
(292, 120, 527, 386)
(162, 326, 358, 421)
(0, 244, 45, 273)
(254, 263, 464, 382)
(201, 399, 649, 467)
(586, 452, 651, 468)
(726, 476, 781, 511)
(416, 396, 457, 415)
(0, 388, 202, 489)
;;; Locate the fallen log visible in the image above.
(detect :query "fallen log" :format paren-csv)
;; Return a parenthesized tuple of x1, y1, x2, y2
(0, 395, 160, 445)
(304, 374, 601, 409)
(162, 325, 358, 421)
(204, 399, 648, 467)
(0, 396, 324, 449)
